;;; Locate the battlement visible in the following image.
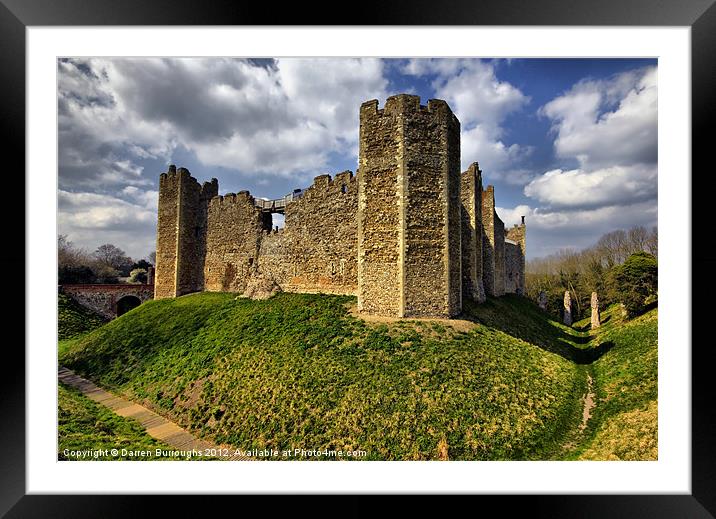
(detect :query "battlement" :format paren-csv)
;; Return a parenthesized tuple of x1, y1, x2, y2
(306, 170, 356, 193)
(160, 165, 199, 184)
(210, 190, 255, 207)
(201, 178, 219, 198)
(360, 94, 459, 125)
(154, 94, 525, 316)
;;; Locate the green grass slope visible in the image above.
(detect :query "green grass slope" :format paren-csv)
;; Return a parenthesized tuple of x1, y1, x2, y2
(59, 383, 187, 460)
(572, 305, 658, 460)
(60, 292, 588, 460)
(58, 292, 106, 340)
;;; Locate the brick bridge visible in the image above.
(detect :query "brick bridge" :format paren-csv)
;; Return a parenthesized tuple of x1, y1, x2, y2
(60, 284, 154, 319)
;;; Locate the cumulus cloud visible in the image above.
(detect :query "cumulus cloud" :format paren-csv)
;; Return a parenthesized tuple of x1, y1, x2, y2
(497, 200, 658, 257)
(58, 57, 390, 256)
(59, 57, 389, 188)
(58, 190, 157, 260)
(520, 65, 658, 240)
(402, 58, 531, 175)
(539, 66, 657, 169)
(523, 164, 657, 210)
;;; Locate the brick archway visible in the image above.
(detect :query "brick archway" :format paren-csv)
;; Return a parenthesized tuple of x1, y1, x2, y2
(60, 284, 154, 319)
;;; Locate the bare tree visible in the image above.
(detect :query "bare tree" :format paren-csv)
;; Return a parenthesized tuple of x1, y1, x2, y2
(645, 226, 658, 256)
(627, 226, 649, 254)
(93, 244, 133, 276)
(58, 234, 91, 267)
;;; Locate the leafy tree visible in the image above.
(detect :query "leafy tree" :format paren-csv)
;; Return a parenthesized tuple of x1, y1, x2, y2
(608, 252, 658, 317)
(526, 225, 658, 320)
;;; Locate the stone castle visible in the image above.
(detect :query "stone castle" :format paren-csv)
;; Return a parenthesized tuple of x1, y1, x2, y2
(154, 94, 526, 318)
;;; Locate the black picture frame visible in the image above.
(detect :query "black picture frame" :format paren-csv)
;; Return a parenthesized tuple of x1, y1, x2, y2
(2, 1, 713, 516)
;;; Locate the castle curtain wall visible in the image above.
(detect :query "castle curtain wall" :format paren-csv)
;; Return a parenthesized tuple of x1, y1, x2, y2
(460, 163, 485, 302)
(204, 191, 271, 293)
(259, 172, 358, 295)
(153, 95, 526, 316)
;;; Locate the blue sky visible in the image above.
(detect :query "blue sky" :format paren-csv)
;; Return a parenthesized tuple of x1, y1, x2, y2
(58, 58, 657, 260)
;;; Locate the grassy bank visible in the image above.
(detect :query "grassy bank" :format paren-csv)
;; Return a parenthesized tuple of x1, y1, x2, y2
(60, 292, 588, 460)
(571, 305, 658, 460)
(58, 292, 105, 341)
(58, 383, 188, 460)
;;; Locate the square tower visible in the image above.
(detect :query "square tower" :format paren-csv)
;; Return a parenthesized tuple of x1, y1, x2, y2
(154, 166, 217, 299)
(461, 162, 486, 302)
(357, 94, 462, 318)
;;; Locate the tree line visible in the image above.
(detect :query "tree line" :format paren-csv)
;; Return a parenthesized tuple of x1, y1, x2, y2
(58, 234, 156, 284)
(526, 226, 658, 319)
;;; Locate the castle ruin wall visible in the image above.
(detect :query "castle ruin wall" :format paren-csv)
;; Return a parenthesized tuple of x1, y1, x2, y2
(259, 171, 358, 295)
(358, 95, 461, 318)
(493, 213, 506, 296)
(481, 186, 497, 297)
(204, 191, 271, 293)
(153, 94, 527, 317)
(505, 223, 526, 295)
(460, 163, 484, 301)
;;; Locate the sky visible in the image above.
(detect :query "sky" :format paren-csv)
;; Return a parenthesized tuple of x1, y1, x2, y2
(57, 57, 657, 260)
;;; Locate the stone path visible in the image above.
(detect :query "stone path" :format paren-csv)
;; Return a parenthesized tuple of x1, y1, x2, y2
(58, 366, 250, 461)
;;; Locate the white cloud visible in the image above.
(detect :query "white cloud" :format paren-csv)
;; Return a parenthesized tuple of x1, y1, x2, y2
(59, 57, 389, 186)
(539, 66, 657, 169)
(497, 200, 658, 257)
(461, 125, 532, 180)
(58, 190, 157, 260)
(121, 186, 159, 211)
(519, 65, 659, 244)
(523, 164, 657, 210)
(402, 58, 530, 175)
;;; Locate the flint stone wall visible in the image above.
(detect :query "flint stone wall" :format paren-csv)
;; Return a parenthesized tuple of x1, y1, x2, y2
(153, 95, 527, 317)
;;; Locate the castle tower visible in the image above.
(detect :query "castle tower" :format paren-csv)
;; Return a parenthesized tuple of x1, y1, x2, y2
(357, 94, 462, 318)
(461, 162, 485, 302)
(505, 217, 526, 295)
(481, 186, 497, 296)
(154, 165, 218, 299)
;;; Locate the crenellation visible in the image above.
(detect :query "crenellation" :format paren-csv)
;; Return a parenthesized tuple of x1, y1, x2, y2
(154, 94, 526, 317)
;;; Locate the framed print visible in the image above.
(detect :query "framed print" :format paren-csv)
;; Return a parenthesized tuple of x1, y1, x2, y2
(3, 0, 714, 516)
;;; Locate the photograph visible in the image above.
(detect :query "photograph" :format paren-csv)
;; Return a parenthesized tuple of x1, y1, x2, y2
(56, 56, 659, 462)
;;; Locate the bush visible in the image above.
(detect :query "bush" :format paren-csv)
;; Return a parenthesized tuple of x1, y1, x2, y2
(128, 268, 148, 284)
(608, 252, 657, 317)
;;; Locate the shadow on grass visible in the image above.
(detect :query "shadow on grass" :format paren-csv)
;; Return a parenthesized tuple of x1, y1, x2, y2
(463, 295, 613, 365)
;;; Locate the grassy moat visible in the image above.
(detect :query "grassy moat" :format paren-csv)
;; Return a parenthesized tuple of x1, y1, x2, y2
(58, 292, 657, 461)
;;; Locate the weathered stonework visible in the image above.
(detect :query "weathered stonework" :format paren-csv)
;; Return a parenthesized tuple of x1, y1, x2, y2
(154, 94, 526, 318)
(273, 171, 358, 295)
(538, 290, 548, 310)
(154, 166, 217, 299)
(357, 95, 461, 318)
(204, 191, 271, 293)
(461, 163, 486, 303)
(591, 291, 601, 329)
(563, 290, 573, 326)
(505, 220, 526, 295)
(61, 284, 154, 319)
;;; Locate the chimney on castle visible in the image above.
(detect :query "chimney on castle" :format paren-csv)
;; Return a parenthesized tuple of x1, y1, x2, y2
(521, 215, 525, 225)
